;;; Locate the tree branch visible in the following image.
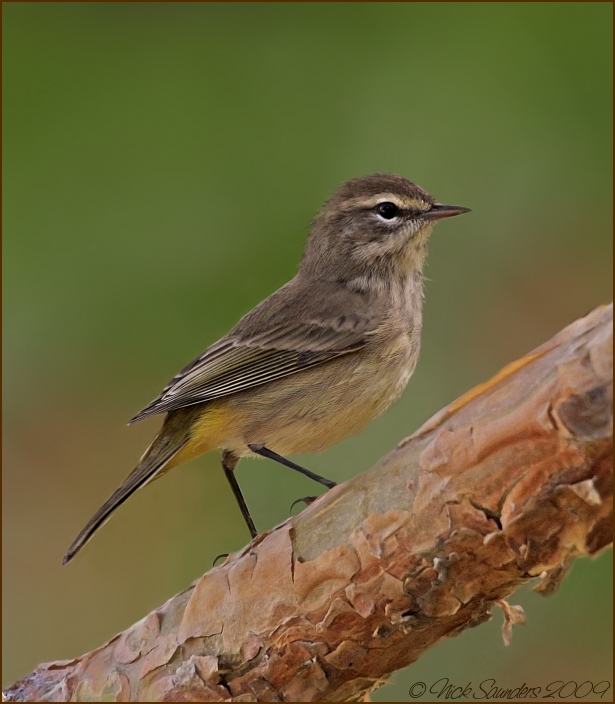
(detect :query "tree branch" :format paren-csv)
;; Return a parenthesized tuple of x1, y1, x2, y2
(4, 304, 612, 703)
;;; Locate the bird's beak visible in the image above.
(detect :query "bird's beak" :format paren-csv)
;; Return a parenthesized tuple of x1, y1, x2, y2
(423, 203, 471, 221)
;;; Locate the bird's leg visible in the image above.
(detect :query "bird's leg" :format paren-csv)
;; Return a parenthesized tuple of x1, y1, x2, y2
(221, 450, 258, 539)
(247, 444, 337, 489)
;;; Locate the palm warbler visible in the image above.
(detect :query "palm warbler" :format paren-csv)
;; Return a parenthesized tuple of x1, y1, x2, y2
(63, 173, 469, 564)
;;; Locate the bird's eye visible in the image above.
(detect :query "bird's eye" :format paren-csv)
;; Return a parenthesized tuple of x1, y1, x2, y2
(376, 202, 399, 220)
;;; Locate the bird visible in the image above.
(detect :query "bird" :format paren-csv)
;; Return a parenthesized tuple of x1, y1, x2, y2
(62, 172, 469, 564)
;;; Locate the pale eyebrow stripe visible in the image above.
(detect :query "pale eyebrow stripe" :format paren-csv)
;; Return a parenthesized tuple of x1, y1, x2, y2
(351, 194, 428, 211)
(353, 193, 406, 209)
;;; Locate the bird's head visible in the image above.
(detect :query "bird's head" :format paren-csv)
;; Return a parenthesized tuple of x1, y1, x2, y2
(300, 173, 469, 287)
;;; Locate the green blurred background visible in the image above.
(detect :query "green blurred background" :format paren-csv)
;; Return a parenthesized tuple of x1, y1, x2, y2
(3, 3, 612, 699)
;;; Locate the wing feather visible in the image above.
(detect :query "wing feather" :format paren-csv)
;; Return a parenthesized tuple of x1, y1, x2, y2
(129, 278, 385, 423)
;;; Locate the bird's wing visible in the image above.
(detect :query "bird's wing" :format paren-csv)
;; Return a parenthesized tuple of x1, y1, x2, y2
(129, 280, 385, 423)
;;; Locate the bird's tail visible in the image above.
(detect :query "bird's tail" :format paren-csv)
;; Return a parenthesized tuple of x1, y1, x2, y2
(62, 421, 191, 565)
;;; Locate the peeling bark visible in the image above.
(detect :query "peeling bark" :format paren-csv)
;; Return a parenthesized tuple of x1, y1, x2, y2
(4, 304, 613, 703)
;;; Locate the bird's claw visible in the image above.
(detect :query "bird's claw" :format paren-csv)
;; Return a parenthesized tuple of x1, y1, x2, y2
(290, 496, 318, 513)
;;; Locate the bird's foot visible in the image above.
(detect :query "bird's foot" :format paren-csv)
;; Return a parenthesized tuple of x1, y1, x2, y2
(289, 496, 318, 514)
